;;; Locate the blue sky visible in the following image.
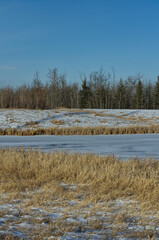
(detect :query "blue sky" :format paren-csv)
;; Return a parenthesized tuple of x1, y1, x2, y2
(0, 0, 159, 87)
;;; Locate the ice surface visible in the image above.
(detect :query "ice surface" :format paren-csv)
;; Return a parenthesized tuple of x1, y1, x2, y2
(0, 134, 159, 159)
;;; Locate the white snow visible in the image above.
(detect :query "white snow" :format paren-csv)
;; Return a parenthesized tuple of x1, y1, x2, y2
(1, 192, 158, 239)
(0, 108, 159, 130)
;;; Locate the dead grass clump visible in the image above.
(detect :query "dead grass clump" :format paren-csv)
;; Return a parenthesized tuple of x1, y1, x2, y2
(50, 119, 63, 125)
(138, 116, 150, 123)
(114, 115, 126, 120)
(127, 115, 137, 121)
(94, 112, 105, 117)
(86, 110, 105, 116)
(0, 149, 159, 208)
(100, 119, 107, 123)
(9, 119, 15, 124)
(69, 108, 84, 112)
(105, 113, 127, 120)
(56, 107, 68, 110)
(53, 110, 60, 113)
(106, 113, 117, 118)
(74, 119, 80, 123)
(25, 121, 38, 127)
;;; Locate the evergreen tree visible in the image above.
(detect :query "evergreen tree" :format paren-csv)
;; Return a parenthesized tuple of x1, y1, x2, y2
(145, 81, 153, 109)
(154, 77, 159, 109)
(116, 79, 126, 109)
(135, 80, 144, 109)
(79, 79, 92, 108)
(124, 77, 137, 109)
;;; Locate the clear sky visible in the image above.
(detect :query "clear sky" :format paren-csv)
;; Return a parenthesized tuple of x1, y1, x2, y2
(0, 0, 159, 87)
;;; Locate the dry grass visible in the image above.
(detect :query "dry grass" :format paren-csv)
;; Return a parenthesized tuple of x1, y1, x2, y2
(0, 149, 159, 207)
(100, 119, 107, 123)
(73, 119, 81, 123)
(106, 113, 126, 120)
(87, 110, 108, 117)
(9, 119, 14, 124)
(56, 107, 68, 110)
(69, 108, 85, 112)
(0, 149, 159, 239)
(64, 109, 88, 115)
(50, 119, 63, 125)
(137, 116, 151, 123)
(1, 124, 159, 135)
(94, 112, 105, 117)
(25, 120, 38, 127)
(127, 115, 137, 121)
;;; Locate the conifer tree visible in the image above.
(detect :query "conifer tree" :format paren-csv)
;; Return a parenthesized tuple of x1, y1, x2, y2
(116, 79, 126, 109)
(79, 79, 92, 108)
(135, 80, 144, 109)
(154, 77, 159, 109)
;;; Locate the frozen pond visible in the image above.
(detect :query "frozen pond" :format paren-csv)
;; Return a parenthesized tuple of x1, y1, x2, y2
(0, 134, 159, 159)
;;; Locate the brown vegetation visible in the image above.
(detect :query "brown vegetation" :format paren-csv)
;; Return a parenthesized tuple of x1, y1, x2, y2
(0, 149, 159, 239)
(1, 124, 159, 135)
(50, 119, 63, 125)
(73, 119, 81, 123)
(0, 149, 159, 206)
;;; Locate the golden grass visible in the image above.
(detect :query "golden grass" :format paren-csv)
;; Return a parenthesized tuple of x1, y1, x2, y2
(50, 119, 63, 125)
(69, 108, 85, 112)
(0, 149, 159, 208)
(106, 113, 126, 119)
(93, 112, 105, 117)
(0, 149, 159, 239)
(127, 115, 137, 121)
(1, 124, 159, 135)
(137, 116, 151, 123)
(25, 120, 38, 127)
(9, 119, 14, 124)
(73, 119, 81, 123)
(100, 119, 107, 123)
(56, 107, 68, 110)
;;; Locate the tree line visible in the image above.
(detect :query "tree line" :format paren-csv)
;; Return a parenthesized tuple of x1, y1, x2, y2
(0, 68, 159, 109)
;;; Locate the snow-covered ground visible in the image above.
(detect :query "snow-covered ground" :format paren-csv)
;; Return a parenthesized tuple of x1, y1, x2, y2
(0, 108, 159, 130)
(1, 188, 159, 239)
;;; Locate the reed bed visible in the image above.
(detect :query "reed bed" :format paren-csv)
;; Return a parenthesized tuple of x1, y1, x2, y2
(1, 124, 159, 136)
(0, 149, 159, 207)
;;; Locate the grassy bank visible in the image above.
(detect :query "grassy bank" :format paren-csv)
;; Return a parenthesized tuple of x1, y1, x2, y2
(0, 149, 159, 239)
(1, 124, 159, 136)
(1, 149, 158, 206)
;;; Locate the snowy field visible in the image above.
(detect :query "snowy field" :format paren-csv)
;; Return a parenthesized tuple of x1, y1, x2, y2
(1, 191, 159, 239)
(0, 108, 159, 130)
